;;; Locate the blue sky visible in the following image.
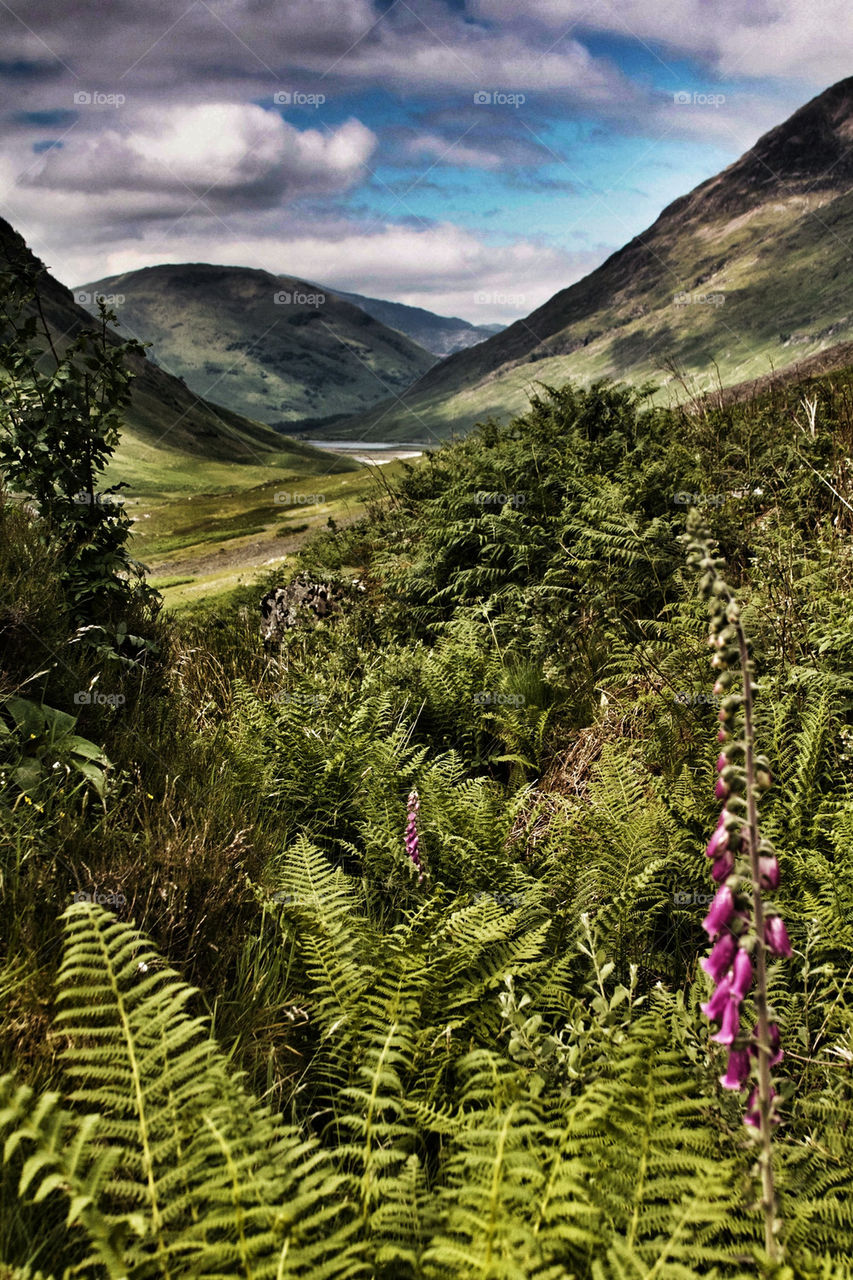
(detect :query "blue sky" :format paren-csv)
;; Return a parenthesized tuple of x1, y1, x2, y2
(0, 0, 844, 321)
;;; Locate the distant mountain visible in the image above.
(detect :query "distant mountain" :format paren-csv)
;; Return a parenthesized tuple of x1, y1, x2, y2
(327, 76, 853, 442)
(75, 264, 436, 429)
(0, 218, 344, 490)
(328, 288, 503, 356)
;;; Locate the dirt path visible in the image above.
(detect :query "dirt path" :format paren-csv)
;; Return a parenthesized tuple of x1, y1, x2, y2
(149, 527, 313, 579)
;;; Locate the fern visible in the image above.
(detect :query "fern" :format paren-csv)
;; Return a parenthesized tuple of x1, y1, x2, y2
(1, 903, 363, 1279)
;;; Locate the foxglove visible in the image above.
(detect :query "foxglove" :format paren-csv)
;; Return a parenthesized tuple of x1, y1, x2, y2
(405, 788, 423, 882)
(682, 509, 790, 1262)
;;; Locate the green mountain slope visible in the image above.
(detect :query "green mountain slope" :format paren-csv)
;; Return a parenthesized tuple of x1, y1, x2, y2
(329, 287, 501, 355)
(0, 217, 354, 494)
(328, 75, 853, 442)
(75, 263, 436, 429)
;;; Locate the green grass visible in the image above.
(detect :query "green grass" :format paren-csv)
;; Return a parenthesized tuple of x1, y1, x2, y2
(129, 460, 412, 610)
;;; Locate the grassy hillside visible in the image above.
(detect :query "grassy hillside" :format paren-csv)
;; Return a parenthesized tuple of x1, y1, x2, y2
(3, 361, 853, 1274)
(331, 76, 853, 442)
(77, 263, 436, 429)
(137, 460, 411, 610)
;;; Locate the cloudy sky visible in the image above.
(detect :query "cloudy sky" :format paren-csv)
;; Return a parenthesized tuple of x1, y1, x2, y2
(0, 1, 848, 322)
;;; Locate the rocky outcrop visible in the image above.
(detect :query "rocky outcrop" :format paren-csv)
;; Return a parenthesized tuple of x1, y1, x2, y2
(259, 573, 365, 644)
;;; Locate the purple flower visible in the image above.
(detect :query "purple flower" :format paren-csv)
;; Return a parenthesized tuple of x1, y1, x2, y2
(730, 947, 753, 999)
(701, 978, 732, 1023)
(710, 850, 735, 882)
(758, 855, 780, 890)
(405, 789, 423, 882)
(716, 753, 728, 773)
(720, 1047, 751, 1090)
(705, 827, 729, 860)
(765, 916, 792, 958)
(712, 995, 741, 1045)
(701, 931, 738, 982)
(702, 884, 735, 938)
(715, 777, 729, 800)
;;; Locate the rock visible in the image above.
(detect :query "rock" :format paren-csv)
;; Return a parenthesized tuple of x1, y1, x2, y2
(259, 573, 365, 644)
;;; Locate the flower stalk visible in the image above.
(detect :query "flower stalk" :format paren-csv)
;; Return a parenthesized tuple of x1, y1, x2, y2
(405, 788, 423, 882)
(682, 509, 786, 1261)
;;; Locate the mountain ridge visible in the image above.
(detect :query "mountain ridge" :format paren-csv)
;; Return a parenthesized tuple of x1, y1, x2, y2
(75, 262, 436, 429)
(325, 76, 853, 441)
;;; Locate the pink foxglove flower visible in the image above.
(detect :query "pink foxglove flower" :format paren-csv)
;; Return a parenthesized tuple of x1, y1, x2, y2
(710, 849, 735, 882)
(701, 931, 738, 983)
(720, 1047, 751, 1090)
(758, 855, 780, 890)
(702, 884, 735, 938)
(730, 947, 753, 999)
(712, 994, 741, 1045)
(705, 826, 729, 860)
(764, 916, 792, 958)
(701, 978, 732, 1024)
(683, 512, 788, 1258)
(405, 789, 423, 882)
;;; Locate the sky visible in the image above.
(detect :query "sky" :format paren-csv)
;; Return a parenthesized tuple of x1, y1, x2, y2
(0, 1, 848, 324)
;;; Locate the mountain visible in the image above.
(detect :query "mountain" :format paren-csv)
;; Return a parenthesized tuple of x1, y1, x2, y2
(326, 76, 853, 442)
(0, 217, 352, 492)
(328, 288, 502, 356)
(74, 264, 436, 430)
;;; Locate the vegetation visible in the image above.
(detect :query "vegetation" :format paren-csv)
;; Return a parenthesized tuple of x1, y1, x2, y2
(3, 331, 853, 1276)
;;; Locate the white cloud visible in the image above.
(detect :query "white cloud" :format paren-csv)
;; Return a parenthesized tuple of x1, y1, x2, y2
(23, 104, 377, 210)
(470, 0, 853, 84)
(405, 132, 505, 170)
(7, 201, 605, 324)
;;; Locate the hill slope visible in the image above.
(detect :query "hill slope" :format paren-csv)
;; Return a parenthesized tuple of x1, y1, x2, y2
(76, 264, 436, 429)
(329, 287, 501, 355)
(0, 218, 352, 493)
(329, 76, 853, 441)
